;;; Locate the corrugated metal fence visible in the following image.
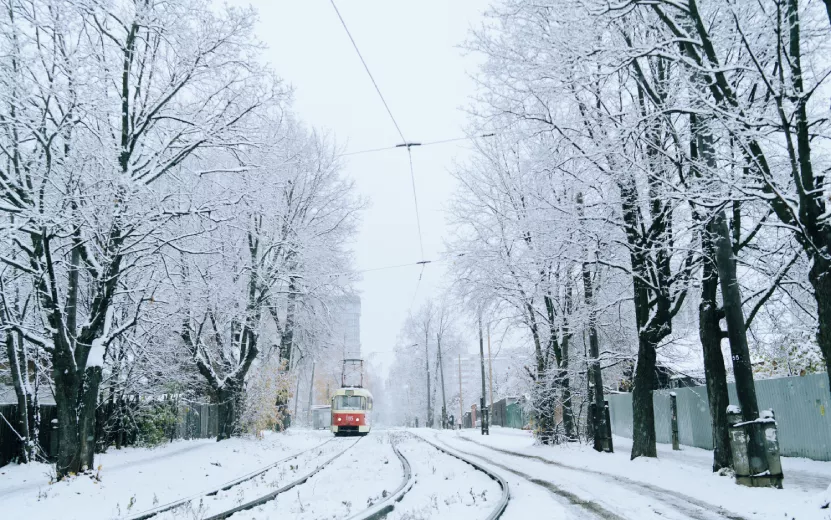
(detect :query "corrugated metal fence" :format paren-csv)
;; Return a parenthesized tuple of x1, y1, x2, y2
(607, 372, 831, 461)
(0, 401, 220, 467)
(490, 398, 530, 429)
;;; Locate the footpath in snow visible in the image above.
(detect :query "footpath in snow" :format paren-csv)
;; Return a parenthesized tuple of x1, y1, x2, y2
(0, 429, 330, 520)
(431, 426, 831, 520)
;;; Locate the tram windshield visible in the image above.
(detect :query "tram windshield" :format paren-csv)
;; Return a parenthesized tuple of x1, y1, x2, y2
(334, 395, 366, 410)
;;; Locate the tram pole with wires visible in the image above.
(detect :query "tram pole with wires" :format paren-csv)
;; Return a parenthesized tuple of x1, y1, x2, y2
(437, 333, 448, 429)
(478, 315, 490, 435)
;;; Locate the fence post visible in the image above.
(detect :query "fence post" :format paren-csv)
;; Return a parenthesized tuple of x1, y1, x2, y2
(604, 400, 614, 453)
(670, 392, 680, 451)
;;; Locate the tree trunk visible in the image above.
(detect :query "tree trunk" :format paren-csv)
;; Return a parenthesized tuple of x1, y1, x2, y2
(217, 379, 242, 441)
(559, 351, 574, 439)
(527, 303, 555, 443)
(631, 336, 657, 458)
(811, 257, 831, 394)
(279, 278, 297, 367)
(712, 211, 767, 474)
(53, 357, 80, 477)
(698, 232, 733, 471)
(559, 283, 575, 440)
(5, 332, 32, 463)
(78, 366, 102, 470)
(582, 255, 609, 452)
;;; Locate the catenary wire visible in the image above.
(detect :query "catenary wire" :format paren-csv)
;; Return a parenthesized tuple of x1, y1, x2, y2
(337, 133, 496, 157)
(329, 0, 426, 262)
(329, 0, 406, 144)
(406, 147, 426, 261)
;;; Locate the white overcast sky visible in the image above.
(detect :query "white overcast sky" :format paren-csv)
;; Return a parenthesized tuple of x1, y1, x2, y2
(230, 1, 492, 374)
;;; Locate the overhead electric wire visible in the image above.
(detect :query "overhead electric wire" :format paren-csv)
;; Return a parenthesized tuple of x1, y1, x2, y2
(355, 259, 433, 276)
(338, 133, 497, 157)
(329, 0, 406, 145)
(406, 148, 426, 261)
(329, 0, 427, 264)
(407, 263, 426, 317)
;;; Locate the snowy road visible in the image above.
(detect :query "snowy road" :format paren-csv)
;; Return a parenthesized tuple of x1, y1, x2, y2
(1, 427, 829, 519)
(433, 432, 736, 520)
(431, 427, 826, 520)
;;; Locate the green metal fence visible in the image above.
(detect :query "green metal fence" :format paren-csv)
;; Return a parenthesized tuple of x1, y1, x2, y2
(505, 402, 528, 429)
(607, 372, 831, 461)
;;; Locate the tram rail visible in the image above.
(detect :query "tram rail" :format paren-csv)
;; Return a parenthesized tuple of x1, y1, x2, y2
(345, 440, 415, 520)
(123, 437, 351, 520)
(124, 430, 510, 520)
(405, 431, 510, 520)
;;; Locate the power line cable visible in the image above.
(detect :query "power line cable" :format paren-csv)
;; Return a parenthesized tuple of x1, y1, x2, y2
(329, 0, 406, 145)
(407, 263, 426, 317)
(337, 133, 496, 158)
(406, 147, 425, 261)
(329, 0, 427, 262)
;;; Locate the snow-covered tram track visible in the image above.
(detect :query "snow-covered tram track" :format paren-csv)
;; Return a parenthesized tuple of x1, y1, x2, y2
(344, 439, 415, 520)
(405, 431, 510, 520)
(450, 435, 749, 520)
(124, 436, 355, 520)
(200, 436, 362, 520)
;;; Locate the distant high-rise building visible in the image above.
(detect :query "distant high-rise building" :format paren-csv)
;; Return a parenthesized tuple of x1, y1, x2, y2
(449, 354, 516, 409)
(332, 295, 361, 360)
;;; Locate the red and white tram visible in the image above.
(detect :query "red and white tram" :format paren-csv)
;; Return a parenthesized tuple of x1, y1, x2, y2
(331, 387, 373, 436)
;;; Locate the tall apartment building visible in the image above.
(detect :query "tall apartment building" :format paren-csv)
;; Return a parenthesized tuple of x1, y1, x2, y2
(448, 354, 515, 409)
(311, 295, 362, 403)
(332, 294, 361, 360)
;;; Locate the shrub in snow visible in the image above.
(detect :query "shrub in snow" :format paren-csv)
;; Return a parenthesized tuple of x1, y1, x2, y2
(240, 358, 293, 436)
(135, 401, 178, 447)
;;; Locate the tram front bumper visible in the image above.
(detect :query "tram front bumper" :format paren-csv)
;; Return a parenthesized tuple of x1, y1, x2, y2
(331, 425, 369, 433)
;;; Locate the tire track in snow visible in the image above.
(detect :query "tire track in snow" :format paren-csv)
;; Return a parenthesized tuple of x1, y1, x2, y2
(455, 435, 748, 520)
(422, 434, 624, 520)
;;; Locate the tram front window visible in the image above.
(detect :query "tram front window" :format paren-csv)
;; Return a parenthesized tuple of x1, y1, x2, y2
(334, 395, 366, 410)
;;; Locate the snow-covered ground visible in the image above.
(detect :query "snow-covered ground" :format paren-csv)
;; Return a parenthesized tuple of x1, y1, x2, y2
(155, 436, 357, 519)
(431, 426, 831, 519)
(386, 432, 502, 519)
(229, 432, 402, 519)
(3, 426, 830, 519)
(0, 429, 331, 520)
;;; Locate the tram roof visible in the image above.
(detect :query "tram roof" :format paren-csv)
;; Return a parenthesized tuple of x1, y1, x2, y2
(332, 387, 373, 398)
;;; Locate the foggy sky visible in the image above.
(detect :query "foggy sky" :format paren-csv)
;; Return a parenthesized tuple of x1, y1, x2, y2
(229, 0, 492, 374)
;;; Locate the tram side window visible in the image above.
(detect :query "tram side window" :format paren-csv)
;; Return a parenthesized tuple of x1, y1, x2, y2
(334, 395, 366, 410)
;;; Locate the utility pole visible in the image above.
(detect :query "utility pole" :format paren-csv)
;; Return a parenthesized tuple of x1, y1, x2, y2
(424, 333, 432, 428)
(293, 373, 301, 422)
(437, 333, 448, 429)
(487, 323, 494, 410)
(478, 315, 489, 435)
(306, 361, 316, 426)
(458, 354, 463, 429)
